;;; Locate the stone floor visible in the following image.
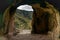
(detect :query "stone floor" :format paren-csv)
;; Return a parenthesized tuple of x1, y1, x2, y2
(0, 30, 59, 40)
(7, 30, 53, 40)
(7, 34, 52, 40)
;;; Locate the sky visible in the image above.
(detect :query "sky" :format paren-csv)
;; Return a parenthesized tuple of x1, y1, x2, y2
(17, 5, 33, 11)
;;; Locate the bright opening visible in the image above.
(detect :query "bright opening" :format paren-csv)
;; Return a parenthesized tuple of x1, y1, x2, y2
(15, 5, 33, 34)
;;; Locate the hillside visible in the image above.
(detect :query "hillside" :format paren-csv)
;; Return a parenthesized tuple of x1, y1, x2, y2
(14, 9, 33, 30)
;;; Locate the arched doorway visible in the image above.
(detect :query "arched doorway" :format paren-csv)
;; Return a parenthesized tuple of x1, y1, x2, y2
(14, 5, 33, 34)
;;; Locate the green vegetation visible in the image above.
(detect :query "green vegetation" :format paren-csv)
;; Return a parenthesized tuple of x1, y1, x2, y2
(14, 9, 33, 30)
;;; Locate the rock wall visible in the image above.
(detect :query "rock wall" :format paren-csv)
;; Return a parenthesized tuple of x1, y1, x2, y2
(31, 2, 60, 40)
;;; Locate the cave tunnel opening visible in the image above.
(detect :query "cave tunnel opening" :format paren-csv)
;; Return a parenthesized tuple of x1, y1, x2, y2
(15, 4, 34, 34)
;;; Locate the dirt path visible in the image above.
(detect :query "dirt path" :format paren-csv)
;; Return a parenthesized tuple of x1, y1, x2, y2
(8, 34, 52, 40)
(7, 30, 53, 40)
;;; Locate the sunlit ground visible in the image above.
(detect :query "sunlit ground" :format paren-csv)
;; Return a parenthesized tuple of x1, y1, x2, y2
(19, 29, 31, 34)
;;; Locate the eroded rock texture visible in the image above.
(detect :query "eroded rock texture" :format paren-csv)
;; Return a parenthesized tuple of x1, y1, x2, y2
(31, 2, 59, 35)
(3, 4, 17, 37)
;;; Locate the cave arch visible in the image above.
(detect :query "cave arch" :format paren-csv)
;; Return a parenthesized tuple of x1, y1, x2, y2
(3, 0, 59, 37)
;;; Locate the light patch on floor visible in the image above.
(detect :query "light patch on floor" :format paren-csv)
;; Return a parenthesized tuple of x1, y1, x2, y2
(19, 30, 31, 34)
